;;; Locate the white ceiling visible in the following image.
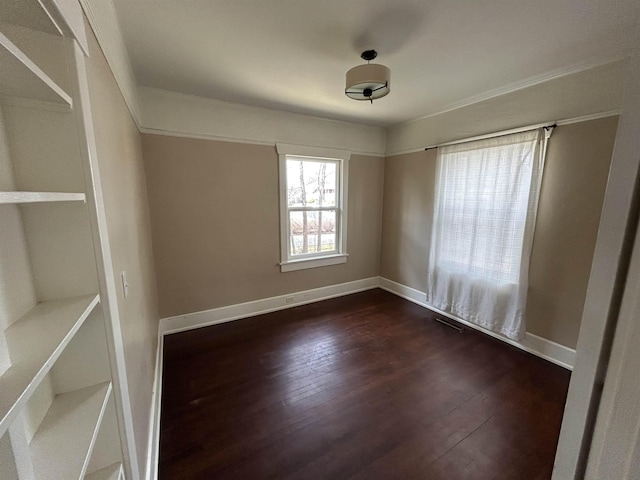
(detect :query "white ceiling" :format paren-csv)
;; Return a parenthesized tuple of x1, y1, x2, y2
(112, 0, 640, 128)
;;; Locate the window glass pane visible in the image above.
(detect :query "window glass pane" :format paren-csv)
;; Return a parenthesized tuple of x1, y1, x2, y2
(286, 160, 337, 208)
(289, 210, 337, 256)
(318, 210, 336, 253)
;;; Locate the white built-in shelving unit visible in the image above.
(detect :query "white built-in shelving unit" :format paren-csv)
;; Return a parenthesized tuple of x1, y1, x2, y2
(0, 192, 86, 204)
(1, 1, 131, 479)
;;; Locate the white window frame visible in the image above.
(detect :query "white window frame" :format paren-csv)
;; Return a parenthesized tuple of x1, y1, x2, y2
(277, 143, 350, 272)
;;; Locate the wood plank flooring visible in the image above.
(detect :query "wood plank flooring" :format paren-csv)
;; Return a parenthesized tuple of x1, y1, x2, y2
(160, 289, 570, 480)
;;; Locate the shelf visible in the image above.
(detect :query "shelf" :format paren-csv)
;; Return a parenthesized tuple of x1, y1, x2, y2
(0, 294, 99, 436)
(30, 382, 112, 480)
(0, 191, 86, 204)
(0, 31, 72, 106)
(0, 0, 63, 36)
(85, 463, 123, 480)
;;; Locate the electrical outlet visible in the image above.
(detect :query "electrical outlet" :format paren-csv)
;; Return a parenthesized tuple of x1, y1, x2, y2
(285, 296, 294, 304)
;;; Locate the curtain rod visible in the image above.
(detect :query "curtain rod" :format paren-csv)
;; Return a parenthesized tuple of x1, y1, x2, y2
(424, 122, 557, 151)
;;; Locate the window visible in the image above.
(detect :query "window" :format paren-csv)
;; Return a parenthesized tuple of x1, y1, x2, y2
(426, 129, 548, 340)
(436, 138, 536, 285)
(277, 144, 349, 272)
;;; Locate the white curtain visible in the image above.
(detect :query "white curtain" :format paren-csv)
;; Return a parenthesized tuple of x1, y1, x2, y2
(426, 129, 545, 340)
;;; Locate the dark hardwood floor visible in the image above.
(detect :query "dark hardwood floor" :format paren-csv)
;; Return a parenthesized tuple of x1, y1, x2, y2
(159, 289, 570, 480)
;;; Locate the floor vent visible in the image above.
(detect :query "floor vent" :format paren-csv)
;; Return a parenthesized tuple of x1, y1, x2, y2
(435, 317, 464, 332)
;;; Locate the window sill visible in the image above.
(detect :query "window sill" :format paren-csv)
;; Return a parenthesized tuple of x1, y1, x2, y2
(280, 254, 348, 272)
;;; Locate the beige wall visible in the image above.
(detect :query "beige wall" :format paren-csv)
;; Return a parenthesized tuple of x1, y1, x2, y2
(85, 22, 159, 476)
(142, 135, 384, 318)
(380, 148, 436, 290)
(386, 61, 625, 155)
(527, 117, 618, 347)
(380, 117, 618, 349)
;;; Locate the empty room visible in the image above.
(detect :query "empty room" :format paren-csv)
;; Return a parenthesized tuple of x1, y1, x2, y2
(1, 1, 640, 479)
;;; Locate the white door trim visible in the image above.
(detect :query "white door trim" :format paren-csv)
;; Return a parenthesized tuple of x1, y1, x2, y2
(552, 24, 640, 480)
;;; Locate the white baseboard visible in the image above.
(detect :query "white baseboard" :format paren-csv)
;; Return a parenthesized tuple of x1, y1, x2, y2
(159, 277, 379, 335)
(378, 277, 576, 370)
(145, 276, 377, 479)
(145, 334, 163, 480)
(146, 275, 575, 478)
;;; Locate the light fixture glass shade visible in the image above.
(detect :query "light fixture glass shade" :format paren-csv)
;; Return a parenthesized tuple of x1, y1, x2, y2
(345, 64, 391, 101)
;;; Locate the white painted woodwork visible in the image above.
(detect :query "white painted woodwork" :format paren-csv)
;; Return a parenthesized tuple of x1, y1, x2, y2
(277, 143, 351, 271)
(0, 206, 36, 331)
(0, 191, 86, 204)
(0, 31, 71, 106)
(552, 25, 640, 479)
(0, 0, 88, 55)
(0, 0, 63, 36)
(0, 2, 132, 478)
(51, 307, 111, 394)
(145, 338, 163, 480)
(78, 0, 141, 122)
(581, 28, 640, 479)
(0, 23, 71, 96)
(68, 30, 142, 479)
(21, 375, 55, 444)
(586, 219, 640, 478)
(0, 433, 19, 480)
(0, 334, 10, 378)
(29, 382, 112, 480)
(52, 0, 90, 55)
(0, 294, 99, 436)
(87, 397, 126, 476)
(159, 277, 379, 334)
(7, 421, 34, 480)
(86, 463, 124, 480)
(0, 104, 16, 191)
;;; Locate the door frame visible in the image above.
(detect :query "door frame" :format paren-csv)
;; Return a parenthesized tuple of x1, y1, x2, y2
(552, 21, 640, 479)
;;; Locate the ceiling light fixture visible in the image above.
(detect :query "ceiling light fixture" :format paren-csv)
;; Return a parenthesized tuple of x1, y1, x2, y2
(345, 50, 390, 104)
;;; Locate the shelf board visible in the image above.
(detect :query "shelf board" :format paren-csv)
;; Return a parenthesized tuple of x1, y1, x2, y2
(30, 382, 112, 480)
(85, 463, 123, 480)
(0, 191, 86, 204)
(0, 0, 63, 36)
(0, 294, 99, 437)
(0, 30, 72, 106)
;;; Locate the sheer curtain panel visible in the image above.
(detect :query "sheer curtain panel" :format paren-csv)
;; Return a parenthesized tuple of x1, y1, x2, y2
(426, 129, 544, 340)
